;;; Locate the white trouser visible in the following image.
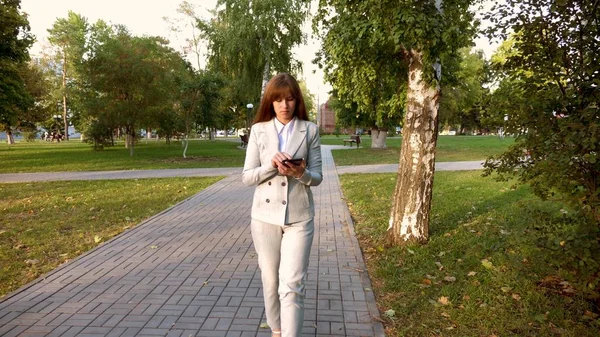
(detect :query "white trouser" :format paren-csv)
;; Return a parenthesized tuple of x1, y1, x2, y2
(251, 218, 314, 337)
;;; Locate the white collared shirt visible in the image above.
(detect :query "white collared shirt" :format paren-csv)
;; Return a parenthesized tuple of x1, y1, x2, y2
(274, 117, 295, 152)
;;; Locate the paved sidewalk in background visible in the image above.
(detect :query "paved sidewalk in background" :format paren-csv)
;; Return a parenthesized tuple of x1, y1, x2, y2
(0, 146, 386, 337)
(0, 161, 483, 183)
(335, 161, 483, 175)
(0, 168, 242, 183)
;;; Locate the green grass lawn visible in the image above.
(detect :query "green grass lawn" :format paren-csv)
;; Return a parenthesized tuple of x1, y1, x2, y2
(0, 177, 221, 298)
(340, 171, 600, 336)
(322, 135, 514, 165)
(0, 139, 246, 173)
(1, 135, 512, 173)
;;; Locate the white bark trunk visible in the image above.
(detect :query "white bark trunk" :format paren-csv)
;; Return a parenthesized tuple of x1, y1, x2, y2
(183, 135, 189, 158)
(370, 129, 388, 148)
(6, 132, 15, 145)
(387, 50, 440, 245)
(261, 58, 270, 99)
(62, 50, 69, 141)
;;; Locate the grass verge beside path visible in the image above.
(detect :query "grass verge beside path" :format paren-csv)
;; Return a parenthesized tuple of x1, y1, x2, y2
(0, 139, 245, 173)
(322, 135, 513, 165)
(0, 177, 222, 298)
(340, 171, 599, 337)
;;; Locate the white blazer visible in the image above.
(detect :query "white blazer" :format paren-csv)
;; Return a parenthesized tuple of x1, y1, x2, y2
(242, 118, 323, 225)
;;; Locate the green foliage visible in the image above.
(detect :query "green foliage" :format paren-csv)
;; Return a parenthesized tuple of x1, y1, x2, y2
(483, 0, 600, 224)
(315, 0, 478, 129)
(84, 28, 187, 154)
(22, 131, 37, 142)
(0, 0, 34, 140)
(82, 118, 114, 150)
(200, 0, 310, 118)
(439, 48, 490, 133)
(47, 11, 89, 138)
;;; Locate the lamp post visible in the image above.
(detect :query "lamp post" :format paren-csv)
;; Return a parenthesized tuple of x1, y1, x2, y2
(246, 103, 254, 132)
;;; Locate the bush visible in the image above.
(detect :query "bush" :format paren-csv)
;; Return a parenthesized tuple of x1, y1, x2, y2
(22, 131, 38, 142)
(83, 120, 114, 150)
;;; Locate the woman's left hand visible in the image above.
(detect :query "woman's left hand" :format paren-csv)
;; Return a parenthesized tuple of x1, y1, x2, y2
(278, 159, 306, 178)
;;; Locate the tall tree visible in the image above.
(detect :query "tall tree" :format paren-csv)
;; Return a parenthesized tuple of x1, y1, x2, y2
(315, 4, 408, 148)
(316, 0, 477, 244)
(85, 28, 185, 156)
(163, 0, 206, 70)
(201, 0, 310, 121)
(483, 0, 600, 224)
(47, 11, 88, 140)
(17, 60, 53, 136)
(0, 0, 34, 144)
(439, 48, 489, 134)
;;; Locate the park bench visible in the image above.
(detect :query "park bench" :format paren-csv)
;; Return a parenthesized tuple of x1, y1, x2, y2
(240, 134, 249, 148)
(343, 135, 361, 147)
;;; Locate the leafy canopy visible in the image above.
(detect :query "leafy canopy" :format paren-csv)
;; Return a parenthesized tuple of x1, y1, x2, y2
(483, 0, 600, 224)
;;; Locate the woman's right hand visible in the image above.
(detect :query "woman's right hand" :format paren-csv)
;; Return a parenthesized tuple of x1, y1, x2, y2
(271, 152, 291, 168)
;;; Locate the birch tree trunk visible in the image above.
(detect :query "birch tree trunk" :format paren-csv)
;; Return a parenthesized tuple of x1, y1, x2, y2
(387, 50, 440, 245)
(62, 50, 69, 140)
(370, 129, 388, 148)
(260, 57, 270, 99)
(5, 130, 15, 145)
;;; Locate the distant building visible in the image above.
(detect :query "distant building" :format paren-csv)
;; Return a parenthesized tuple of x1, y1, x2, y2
(318, 99, 336, 133)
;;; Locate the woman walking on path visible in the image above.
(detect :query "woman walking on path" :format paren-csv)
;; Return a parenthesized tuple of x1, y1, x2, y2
(242, 73, 323, 337)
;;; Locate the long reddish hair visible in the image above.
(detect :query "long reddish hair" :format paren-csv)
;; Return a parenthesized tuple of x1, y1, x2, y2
(252, 73, 309, 124)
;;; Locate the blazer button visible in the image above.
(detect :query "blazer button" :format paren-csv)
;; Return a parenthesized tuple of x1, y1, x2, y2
(266, 199, 270, 203)
(268, 182, 272, 185)
(281, 182, 286, 187)
(282, 200, 287, 205)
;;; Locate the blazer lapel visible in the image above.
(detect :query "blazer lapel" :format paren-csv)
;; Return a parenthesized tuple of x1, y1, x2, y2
(286, 118, 307, 158)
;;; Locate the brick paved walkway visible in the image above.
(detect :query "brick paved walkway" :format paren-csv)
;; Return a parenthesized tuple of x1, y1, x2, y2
(0, 146, 385, 337)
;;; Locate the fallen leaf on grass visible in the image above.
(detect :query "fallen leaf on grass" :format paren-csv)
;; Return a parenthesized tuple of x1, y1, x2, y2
(438, 296, 450, 305)
(501, 286, 512, 293)
(94, 235, 102, 243)
(512, 293, 521, 301)
(384, 309, 396, 318)
(440, 312, 450, 318)
(481, 259, 494, 269)
(467, 271, 477, 277)
(435, 262, 444, 270)
(444, 276, 457, 282)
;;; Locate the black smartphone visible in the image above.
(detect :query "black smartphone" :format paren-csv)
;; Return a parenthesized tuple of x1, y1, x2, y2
(282, 158, 304, 165)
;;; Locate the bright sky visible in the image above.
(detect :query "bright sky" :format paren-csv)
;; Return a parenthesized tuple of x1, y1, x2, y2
(21, 0, 498, 103)
(20, 0, 332, 103)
